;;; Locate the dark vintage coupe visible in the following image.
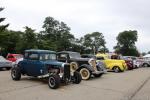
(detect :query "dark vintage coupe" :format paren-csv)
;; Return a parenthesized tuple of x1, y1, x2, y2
(57, 51, 106, 80)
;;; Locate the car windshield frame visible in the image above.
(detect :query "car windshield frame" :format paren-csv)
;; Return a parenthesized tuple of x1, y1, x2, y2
(69, 52, 81, 58)
(39, 53, 57, 61)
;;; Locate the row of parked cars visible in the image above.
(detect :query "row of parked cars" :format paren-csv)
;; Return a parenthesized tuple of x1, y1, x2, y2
(0, 54, 23, 70)
(0, 49, 149, 89)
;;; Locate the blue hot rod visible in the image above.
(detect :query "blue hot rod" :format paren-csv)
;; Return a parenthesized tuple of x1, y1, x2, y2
(11, 50, 82, 89)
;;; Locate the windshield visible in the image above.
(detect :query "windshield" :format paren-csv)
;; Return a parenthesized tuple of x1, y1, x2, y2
(69, 52, 81, 58)
(40, 53, 56, 60)
(103, 55, 109, 59)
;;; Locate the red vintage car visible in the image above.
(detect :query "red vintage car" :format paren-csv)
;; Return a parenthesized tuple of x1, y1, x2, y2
(6, 54, 23, 62)
(121, 56, 134, 70)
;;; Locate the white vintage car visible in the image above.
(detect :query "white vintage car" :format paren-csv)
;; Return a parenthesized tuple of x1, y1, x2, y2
(123, 56, 143, 68)
(142, 57, 150, 67)
(0, 56, 12, 70)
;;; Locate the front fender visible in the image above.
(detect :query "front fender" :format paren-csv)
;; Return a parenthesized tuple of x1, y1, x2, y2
(77, 64, 94, 72)
(96, 62, 107, 71)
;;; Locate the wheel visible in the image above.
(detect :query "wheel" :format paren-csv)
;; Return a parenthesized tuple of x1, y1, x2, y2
(48, 74, 61, 89)
(72, 71, 82, 84)
(143, 63, 149, 67)
(80, 68, 91, 80)
(93, 73, 103, 77)
(11, 67, 21, 80)
(113, 66, 120, 73)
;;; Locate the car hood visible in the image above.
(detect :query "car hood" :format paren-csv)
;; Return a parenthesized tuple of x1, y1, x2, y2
(43, 60, 65, 67)
(0, 60, 12, 64)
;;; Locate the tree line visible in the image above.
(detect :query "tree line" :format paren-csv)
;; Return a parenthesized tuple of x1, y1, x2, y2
(0, 8, 108, 56)
(0, 8, 140, 57)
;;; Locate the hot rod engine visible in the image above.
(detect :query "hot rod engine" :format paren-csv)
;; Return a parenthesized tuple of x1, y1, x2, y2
(47, 65, 60, 74)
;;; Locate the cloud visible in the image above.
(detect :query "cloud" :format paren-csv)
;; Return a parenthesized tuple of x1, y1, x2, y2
(1, 0, 150, 52)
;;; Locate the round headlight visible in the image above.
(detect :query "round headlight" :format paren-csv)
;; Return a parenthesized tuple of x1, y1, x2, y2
(61, 63, 65, 67)
(88, 58, 97, 68)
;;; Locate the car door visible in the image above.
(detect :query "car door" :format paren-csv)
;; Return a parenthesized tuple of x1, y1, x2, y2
(25, 53, 44, 76)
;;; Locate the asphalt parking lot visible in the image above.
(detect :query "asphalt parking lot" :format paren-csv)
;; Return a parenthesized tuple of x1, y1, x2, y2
(0, 68, 150, 100)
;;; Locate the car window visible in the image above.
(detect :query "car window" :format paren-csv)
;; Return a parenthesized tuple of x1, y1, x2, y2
(28, 53, 39, 60)
(60, 54, 67, 58)
(97, 57, 104, 60)
(57, 54, 67, 60)
(24, 53, 29, 59)
(69, 52, 81, 58)
(8, 55, 14, 58)
(111, 55, 119, 59)
(40, 53, 56, 60)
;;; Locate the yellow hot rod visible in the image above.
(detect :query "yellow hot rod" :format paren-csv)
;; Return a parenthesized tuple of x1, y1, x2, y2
(96, 53, 127, 72)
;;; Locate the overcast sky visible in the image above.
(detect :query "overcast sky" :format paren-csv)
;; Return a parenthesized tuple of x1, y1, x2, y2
(1, 0, 150, 53)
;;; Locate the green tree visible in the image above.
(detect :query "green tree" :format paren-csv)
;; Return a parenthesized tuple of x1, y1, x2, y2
(83, 32, 107, 54)
(71, 38, 87, 54)
(114, 30, 139, 56)
(16, 26, 37, 52)
(0, 30, 23, 56)
(5, 30, 23, 53)
(0, 8, 9, 56)
(41, 16, 74, 51)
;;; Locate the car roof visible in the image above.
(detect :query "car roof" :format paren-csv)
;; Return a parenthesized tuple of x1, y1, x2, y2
(123, 56, 137, 58)
(25, 49, 56, 53)
(57, 51, 79, 54)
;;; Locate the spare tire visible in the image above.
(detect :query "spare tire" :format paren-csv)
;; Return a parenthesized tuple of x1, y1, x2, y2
(70, 62, 78, 72)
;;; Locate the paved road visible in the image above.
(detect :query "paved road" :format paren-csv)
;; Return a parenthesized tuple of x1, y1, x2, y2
(0, 68, 150, 100)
